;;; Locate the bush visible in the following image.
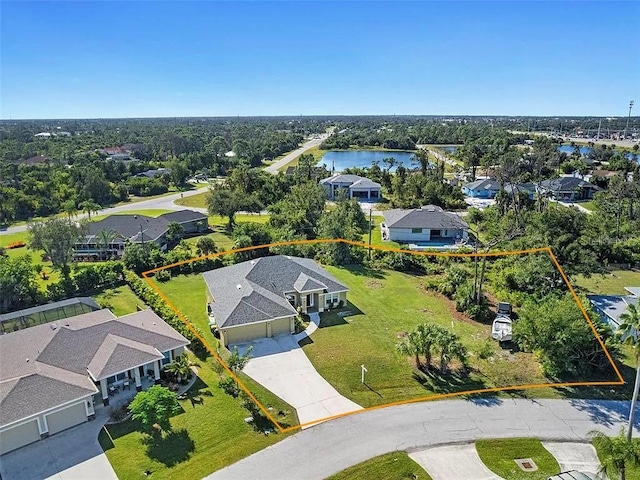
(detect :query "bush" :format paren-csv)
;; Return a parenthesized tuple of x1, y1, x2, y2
(155, 269, 171, 282)
(219, 376, 239, 397)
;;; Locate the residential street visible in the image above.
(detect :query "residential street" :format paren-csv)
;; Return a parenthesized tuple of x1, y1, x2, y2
(264, 133, 330, 174)
(207, 398, 636, 480)
(0, 186, 210, 236)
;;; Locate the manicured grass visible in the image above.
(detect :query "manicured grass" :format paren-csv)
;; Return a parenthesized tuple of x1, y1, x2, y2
(175, 192, 208, 209)
(327, 452, 432, 480)
(92, 285, 147, 317)
(302, 265, 547, 407)
(361, 215, 402, 249)
(593, 439, 640, 480)
(91, 209, 173, 221)
(99, 355, 294, 480)
(579, 200, 597, 212)
(574, 269, 640, 295)
(2, 231, 62, 287)
(475, 438, 560, 480)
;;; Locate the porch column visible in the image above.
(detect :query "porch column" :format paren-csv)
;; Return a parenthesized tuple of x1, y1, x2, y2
(368, 189, 371, 199)
(100, 378, 109, 406)
(134, 367, 142, 392)
(153, 361, 160, 383)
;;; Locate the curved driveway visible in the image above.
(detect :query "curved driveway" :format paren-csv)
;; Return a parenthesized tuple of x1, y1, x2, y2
(207, 398, 635, 480)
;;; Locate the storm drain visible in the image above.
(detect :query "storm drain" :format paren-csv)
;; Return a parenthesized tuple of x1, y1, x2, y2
(515, 458, 538, 472)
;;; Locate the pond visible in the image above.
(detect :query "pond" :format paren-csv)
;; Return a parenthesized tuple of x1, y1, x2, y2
(437, 144, 637, 162)
(319, 150, 416, 172)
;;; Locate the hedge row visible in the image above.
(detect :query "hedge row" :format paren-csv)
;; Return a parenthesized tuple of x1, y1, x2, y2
(124, 269, 208, 358)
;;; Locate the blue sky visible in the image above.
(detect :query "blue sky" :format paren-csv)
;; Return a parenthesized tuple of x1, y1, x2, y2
(1, 1, 638, 119)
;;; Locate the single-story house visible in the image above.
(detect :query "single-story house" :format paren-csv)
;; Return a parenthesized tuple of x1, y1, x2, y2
(381, 205, 469, 244)
(462, 178, 500, 198)
(135, 168, 169, 178)
(538, 177, 601, 201)
(588, 286, 639, 332)
(0, 308, 189, 454)
(74, 209, 208, 259)
(319, 174, 382, 200)
(502, 182, 536, 200)
(204, 255, 349, 347)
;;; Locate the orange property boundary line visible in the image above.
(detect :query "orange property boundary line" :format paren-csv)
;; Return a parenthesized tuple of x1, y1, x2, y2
(142, 239, 625, 434)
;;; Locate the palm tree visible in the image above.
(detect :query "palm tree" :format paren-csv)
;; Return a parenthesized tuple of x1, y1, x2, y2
(416, 323, 440, 368)
(79, 200, 101, 220)
(590, 428, 640, 480)
(62, 200, 77, 220)
(96, 229, 118, 260)
(619, 303, 640, 441)
(164, 355, 193, 384)
(397, 330, 424, 368)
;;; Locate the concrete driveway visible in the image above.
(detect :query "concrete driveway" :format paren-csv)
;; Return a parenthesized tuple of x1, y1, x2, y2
(0, 417, 117, 480)
(542, 442, 605, 477)
(409, 444, 503, 480)
(236, 334, 363, 428)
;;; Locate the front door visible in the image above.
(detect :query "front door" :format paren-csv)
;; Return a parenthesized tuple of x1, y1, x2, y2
(306, 294, 313, 307)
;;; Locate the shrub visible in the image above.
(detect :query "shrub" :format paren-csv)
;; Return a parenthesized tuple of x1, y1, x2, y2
(155, 269, 171, 282)
(219, 376, 239, 397)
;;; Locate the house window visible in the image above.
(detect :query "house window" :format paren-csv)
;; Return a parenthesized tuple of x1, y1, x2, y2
(325, 293, 340, 306)
(161, 351, 171, 366)
(411, 228, 422, 234)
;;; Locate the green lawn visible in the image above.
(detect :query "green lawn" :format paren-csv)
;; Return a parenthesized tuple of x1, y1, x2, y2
(475, 438, 560, 480)
(579, 200, 597, 212)
(92, 285, 147, 317)
(302, 265, 547, 407)
(2, 231, 62, 287)
(91, 209, 173, 221)
(573, 269, 640, 295)
(327, 452, 432, 480)
(593, 439, 640, 480)
(175, 192, 208, 209)
(100, 355, 294, 480)
(362, 215, 402, 249)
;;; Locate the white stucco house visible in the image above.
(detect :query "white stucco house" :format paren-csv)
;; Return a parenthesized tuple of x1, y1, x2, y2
(319, 174, 382, 200)
(381, 205, 469, 247)
(0, 308, 189, 455)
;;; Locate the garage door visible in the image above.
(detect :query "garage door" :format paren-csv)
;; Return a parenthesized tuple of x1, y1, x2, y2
(224, 323, 267, 345)
(46, 402, 87, 435)
(0, 419, 40, 455)
(270, 317, 292, 336)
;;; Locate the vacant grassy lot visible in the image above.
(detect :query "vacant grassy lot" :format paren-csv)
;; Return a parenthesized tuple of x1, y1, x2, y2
(2, 231, 62, 287)
(327, 452, 432, 480)
(361, 215, 401, 249)
(175, 192, 208, 209)
(92, 285, 146, 317)
(100, 355, 295, 480)
(476, 438, 560, 480)
(574, 269, 640, 295)
(302, 265, 547, 407)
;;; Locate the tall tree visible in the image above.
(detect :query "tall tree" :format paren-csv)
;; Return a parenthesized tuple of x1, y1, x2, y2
(207, 185, 263, 230)
(95, 228, 119, 260)
(28, 218, 83, 278)
(269, 182, 326, 239)
(0, 255, 40, 313)
(79, 200, 101, 220)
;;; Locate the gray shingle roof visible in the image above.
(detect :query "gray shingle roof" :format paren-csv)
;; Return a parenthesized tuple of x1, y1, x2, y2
(203, 256, 348, 328)
(382, 205, 469, 230)
(539, 177, 599, 192)
(464, 178, 500, 192)
(320, 174, 381, 189)
(0, 308, 189, 428)
(160, 210, 208, 223)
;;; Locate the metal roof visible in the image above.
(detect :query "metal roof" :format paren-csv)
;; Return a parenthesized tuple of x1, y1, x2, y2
(0, 297, 101, 323)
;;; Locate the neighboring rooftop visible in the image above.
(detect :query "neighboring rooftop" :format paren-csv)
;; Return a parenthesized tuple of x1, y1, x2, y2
(464, 178, 500, 191)
(0, 308, 189, 427)
(382, 205, 469, 230)
(320, 174, 381, 189)
(0, 297, 101, 333)
(204, 256, 348, 328)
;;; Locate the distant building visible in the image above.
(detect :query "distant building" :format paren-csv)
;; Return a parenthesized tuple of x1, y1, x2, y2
(588, 286, 639, 331)
(34, 132, 51, 138)
(502, 182, 536, 200)
(537, 177, 601, 201)
(319, 174, 382, 200)
(381, 205, 469, 246)
(22, 155, 49, 165)
(462, 178, 501, 198)
(74, 210, 208, 259)
(135, 168, 169, 178)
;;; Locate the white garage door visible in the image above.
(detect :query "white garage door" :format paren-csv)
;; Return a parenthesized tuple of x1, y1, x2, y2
(46, 402, 87, 435)
(0, 419, 40, 455)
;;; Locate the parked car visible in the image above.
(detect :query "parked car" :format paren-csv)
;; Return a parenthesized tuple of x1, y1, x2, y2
(492, 315, 512, 343)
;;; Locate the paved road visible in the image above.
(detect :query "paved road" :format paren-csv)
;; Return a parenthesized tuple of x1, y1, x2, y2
(206, 398, 636, 480)
(0, 186, 210, 236)
(264, 134, 330, 174)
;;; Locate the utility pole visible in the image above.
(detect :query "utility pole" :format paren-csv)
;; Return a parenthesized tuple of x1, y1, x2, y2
(624, 100, 634, 140)
(368, 208, 373, 259)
